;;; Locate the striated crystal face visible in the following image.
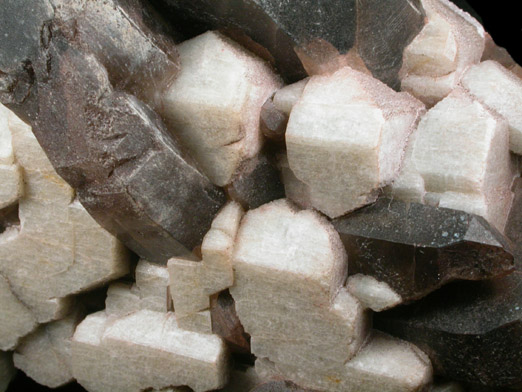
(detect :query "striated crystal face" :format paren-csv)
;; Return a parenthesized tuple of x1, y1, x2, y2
(0, 1, 521, 391)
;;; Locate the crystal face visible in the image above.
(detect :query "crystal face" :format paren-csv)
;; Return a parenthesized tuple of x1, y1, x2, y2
(0, 0, 521, 391)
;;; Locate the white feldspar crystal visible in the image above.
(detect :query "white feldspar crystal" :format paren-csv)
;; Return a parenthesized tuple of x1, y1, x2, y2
(346, 274, 403, 312)
(231, 200, 374, 389)
(0, 107, 130, 345)
(0, 104, 22, 209)
(201, 201, 244, 296)
(176, 310, 213, 334)
(272, 78, 309, 115)
(0, 351, 15, 392)
(400, 0, 485, 106)
(0, 274, 37, 350)
(71, 310, 229, 392)
(286, 67, 424, 218)
(387, 128, 426, 203)
(255, 332, 432, 392)
(461, 60, 522, 155)
(162, 31, 282, 186)
(412, 88, 514, 231)
(106, 260, 171, 317)
(135, 259, 171, 312)
(13, 306, 85, 388)
(105, 282, 142, 318)
(168, 258, 209, 316)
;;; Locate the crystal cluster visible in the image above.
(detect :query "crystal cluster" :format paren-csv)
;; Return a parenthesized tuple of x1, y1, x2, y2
(0, 0, 521, 391)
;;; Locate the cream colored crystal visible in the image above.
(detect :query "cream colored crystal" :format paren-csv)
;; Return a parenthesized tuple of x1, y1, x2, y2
(346, 274, 403, 312)
(13, 306, 84, 388)
(461, 60, 522, 155)
(0, 107, 130, 346)
(286, 67, 424, 218)
(106, 260, 171, 317)
(0, 351, 15, 392)
(176, 310, 212, 334)
(201, 201, 244, 296)
(162, 31, 282, 186)
(168, 258, 209, 316)
(71, 310, 229, 392)
(0, 274, 37, 350)
(135, 260, 170, 312)
(0, 104, 22, 209)
(412, 88, 514, 231)
(272, 78, 309, 115)
(231, 200, 371, 387)
(256, 331, 432, 392)
(387, 128, 426, 203)
(400, 0, 485, 106)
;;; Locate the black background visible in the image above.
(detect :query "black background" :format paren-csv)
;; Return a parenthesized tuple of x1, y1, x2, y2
(5, 1, 522, 391)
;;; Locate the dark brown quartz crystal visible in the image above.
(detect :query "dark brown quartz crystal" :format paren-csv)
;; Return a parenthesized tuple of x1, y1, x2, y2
(332, 198, 514, 303)
(0, 0, 226, 264)
(374, 271, 522, 389)
(226, 153, 285, 210)
(151, 0, 425, 88)
(210, 290, 253, 361)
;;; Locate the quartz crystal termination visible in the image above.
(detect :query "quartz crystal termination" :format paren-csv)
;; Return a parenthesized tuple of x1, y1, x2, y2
(333, 198, 514, 305)
(0, 0, 227, 264)
(152, 0, 425, 88)
(375, 271, 522, 388)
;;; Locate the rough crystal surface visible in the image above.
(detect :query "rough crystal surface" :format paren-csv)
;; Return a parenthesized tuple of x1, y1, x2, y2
(162, 31, 282, 186)
(333, 197, 514, 303)
(13, 306, 85, 388)
(0, 0, 227, 265)
(231, 200, 432, 391)
(285, 67, 424, 218)
(400, 0, 485, 106)
(0, 107, 129, 347)
(152, 0, 425, 87)
(72, 310, 229, 392)
(461, 60, 522, 155)
(411, 88, 515, 232)
(375, 271, 522, 388)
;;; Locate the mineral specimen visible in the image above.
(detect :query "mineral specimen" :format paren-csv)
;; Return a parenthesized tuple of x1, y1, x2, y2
(226, 153, 285, 210)
(1, 0, 521, 391)
(0, 106, 129, 348)
(162, 31, 282, 186)
(400, 0, 485, 106)
(285, 67, 424, 218)
(13, 306, 85, 388)
(461, 60, 522, 154)
(72, 260, 230, 392)
(210, 290, 252, 358)
(72, 310, 229, 392)
(231, 200, 432, 391)
(394, 88, 515, 232)
(375, 271, 522, 388)
(333, 197, 514, 304)
(153, 0, 425, 87)
(0, 0, 227, 265)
